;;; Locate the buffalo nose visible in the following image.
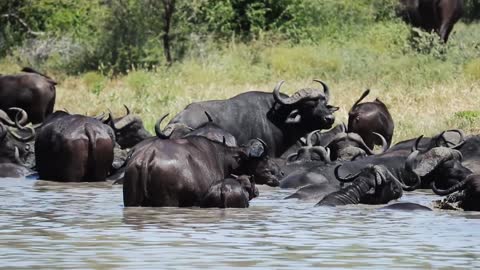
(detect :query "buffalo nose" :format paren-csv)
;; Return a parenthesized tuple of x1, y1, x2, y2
(325, 115, 335, 125)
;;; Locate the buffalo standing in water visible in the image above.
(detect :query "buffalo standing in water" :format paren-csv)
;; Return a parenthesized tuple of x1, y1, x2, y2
(123, 117, 281, 207)
(35, 111, 115, 182)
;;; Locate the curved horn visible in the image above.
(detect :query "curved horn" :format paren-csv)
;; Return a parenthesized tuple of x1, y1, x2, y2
(411, 135, 424, 152)
(9, 107, 28, 125)
(306, 129, 321, 147)
(0, 109, 15, 126)
(273, 80, 288, 105)
(155, 114, 170, 139)
(439, 129, 465, 149)
(346, 133, 376, 155)
(9, 115, 35, 142)
(334, 164, 361, 182)
(204, 111, 213, 122)
(313, 79, 330, 102)
(431, 179, 467, 196)
(373, 132, 389, 153)
(230, 174, 239, 179)
(381, 166, 420, 191)
(123, 105, 131, 117)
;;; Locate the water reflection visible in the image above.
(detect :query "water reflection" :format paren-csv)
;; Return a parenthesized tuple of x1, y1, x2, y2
(0, 178, 479, 269)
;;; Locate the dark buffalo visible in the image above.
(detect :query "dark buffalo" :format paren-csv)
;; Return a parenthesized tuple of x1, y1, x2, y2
(282, 134, 464, 201)
(165, 80, 338, 157)
(316, 164, 419, 207)
(0, 110, 36, 173)
(200, 175, 258, 208)
(432, 174, 480, 211)
(107, 105, 151, 149)
(176, 111, 237, 147)
(123, 125, 281, 207)
(35, 111, 115, 182)
(399, 0, 464, 43)
(326, 131, 388, 161)
(348, 89, 394, 148)
(0, 67, 57, 124)
(280, 123, 346, 159)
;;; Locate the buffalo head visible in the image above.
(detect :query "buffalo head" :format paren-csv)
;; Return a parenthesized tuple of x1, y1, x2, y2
(407, 135, 470, 189)
(238, 138, 282, 187)
(107, 105, 151, 149)
(273, 80, 338, 131)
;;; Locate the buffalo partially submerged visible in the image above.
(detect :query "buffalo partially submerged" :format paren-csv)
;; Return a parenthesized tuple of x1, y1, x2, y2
(123, 120, 281, 207)
(165, 80, 338, 157)
(35, 111, 115, 182)
(0, 67, 57, 124)
(432, 174, 480, 211)
(399, 0, 464, 43)
(0, 109, 36, 178)
(348, 89, 394, 148)
(316, 164, 419, 207)
(200, 175, 258, 208)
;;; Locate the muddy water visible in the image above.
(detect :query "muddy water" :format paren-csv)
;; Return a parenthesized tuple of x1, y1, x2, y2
(0, 178, 479, 269)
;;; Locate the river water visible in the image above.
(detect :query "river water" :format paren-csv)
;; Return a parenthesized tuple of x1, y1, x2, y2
(0, 178, 479, 269)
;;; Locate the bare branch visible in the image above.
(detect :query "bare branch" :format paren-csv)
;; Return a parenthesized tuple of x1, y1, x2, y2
(1, 13, 45, 36)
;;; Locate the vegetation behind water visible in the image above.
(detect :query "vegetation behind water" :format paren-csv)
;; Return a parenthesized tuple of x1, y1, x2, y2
(1, 0, 479, 143)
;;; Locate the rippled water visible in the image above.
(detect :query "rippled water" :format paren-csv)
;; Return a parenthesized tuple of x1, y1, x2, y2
(0, 178, 479, 269)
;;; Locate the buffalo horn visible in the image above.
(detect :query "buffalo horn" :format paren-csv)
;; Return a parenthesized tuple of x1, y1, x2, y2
(155, 114, 170, 139)
(204, 111, 213, 122)
(0, 123, 6, 141)
(0, 109, 15, 126)
(313, 79, 330, 102)
(431, 179, 467, 196)
(9, 115, 35, 141)
(9, 107, 28, 125)
(334, 164, 361, 182)
(439, 129, 465, 149)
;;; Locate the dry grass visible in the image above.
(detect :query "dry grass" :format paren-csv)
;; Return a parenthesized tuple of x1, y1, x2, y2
(53, 72, 479, 144)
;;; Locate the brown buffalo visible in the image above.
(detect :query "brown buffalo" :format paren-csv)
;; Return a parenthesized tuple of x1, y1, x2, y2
(0, 67, 57, 124)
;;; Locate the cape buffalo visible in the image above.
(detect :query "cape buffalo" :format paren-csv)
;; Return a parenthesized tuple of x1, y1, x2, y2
(200, 175, 258, 208)
(348, 89, 394, 148)
(165, 80, 338, 157)
(316, 164, 419, 207)
(35, 111, 115, 182)
(106, 105, 151, 149)
(0, 67, 57, 124)
(432, 174, 480, 211)
(123, 124, 281, 207)
(399, 0, 464, 43)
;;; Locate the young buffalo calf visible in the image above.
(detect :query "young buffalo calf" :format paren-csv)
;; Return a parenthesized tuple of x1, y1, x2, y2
(200, 175, 258, 208)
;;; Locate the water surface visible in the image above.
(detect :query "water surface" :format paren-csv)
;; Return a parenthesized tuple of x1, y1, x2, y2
(0, 178, 479, 269)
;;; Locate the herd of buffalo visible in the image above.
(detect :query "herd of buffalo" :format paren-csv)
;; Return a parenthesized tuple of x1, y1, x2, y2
(0, 67, 478, 211)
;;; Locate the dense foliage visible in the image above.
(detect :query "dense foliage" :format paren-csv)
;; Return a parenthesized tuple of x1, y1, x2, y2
(0, 0, 479, 74)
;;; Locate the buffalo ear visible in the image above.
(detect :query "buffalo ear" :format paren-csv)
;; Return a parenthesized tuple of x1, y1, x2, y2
(285, 109, 301, 124)
(244, 139, 267, 158)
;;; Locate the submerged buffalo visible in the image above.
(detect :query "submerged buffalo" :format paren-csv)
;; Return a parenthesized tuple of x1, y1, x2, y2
(200, 175, 258, 208)
(165, 80, 338, 157)
(0, 67, 57, 124)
